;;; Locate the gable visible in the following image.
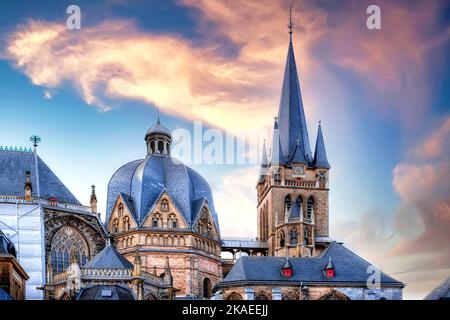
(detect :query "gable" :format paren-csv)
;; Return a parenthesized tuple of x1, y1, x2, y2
(107, 195, 138, 234)
(141, 191, 188, 229)
(193, 201, 219, 241)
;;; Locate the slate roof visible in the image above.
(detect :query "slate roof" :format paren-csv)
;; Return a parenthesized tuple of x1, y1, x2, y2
(218, 242, 403, 287)
(424, 277, 450, 300)
(0, 150, 80, 204)
(277, 36, 312, 163)
(145, 118, 171, 138)
(106, 149, 220, 232)
(0, 288, 13, 300)
(83, 244, 133, 269)
(0, 229, 17, 258)
(313, 123, 330, 169)
(77, 284, 135, 300)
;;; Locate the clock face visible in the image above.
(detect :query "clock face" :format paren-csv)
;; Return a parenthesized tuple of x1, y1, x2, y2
(293, 166, 304, 176)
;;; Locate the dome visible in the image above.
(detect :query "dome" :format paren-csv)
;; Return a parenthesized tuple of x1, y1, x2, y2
(106, 120, 219, 233)
(144, 118, 171, 139)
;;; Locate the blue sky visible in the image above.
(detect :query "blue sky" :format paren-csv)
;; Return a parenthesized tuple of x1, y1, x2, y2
(0, 0, 449, 299)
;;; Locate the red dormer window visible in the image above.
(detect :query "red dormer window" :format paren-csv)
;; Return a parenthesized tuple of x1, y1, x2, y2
(326, 269, 335, 278)
(283, 267, 293, 278)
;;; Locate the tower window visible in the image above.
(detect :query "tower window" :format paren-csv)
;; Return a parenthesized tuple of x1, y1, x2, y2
(290, 228, 298, 245)
(307, 197, 315, 220)
(284, 195, 292, 215)
(303, 228, 310, 246)
(279, 230, 285, 247)
(158, 141, 164, 153)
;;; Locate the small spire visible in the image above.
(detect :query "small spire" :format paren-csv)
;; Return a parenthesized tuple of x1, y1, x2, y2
(313, 122, 330, 169)
(90, 185, 98, 214)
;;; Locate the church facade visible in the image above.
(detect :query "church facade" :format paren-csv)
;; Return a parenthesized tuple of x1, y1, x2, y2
(0, 21, 405, 301)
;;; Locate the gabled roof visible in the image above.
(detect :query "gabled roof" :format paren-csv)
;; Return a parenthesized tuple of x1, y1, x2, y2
(277, 36, 312, 163)
(77, 284, 135, 300)
(424, 277, 450, 300)
(313, 122, 330, 169)
(83, 244, 133, 269)
(218, 242, 403, 287)
(0, 149, 80, 204)
(118, 192, 137, 222)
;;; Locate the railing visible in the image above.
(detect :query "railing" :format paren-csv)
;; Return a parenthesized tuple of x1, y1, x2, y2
(82, 268, 133, 278)
(284, 179, 317, 188)
(0, 195, 92, 214)
(141, 271, 165, 284)
(221, 259, 236, 265)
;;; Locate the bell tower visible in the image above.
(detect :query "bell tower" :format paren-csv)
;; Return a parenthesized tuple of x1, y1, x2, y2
(256, 13, 331, 257)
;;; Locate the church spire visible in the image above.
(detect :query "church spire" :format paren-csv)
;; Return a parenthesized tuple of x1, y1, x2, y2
(270, 117, 285, 166)
(313, 121, 330, 169)
(277, 10, 312, 164)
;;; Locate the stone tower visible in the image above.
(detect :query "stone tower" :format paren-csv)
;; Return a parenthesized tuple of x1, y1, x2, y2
(256, 25, 331, 258)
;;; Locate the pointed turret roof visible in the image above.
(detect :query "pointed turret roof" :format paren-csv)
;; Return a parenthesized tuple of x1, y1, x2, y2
(258, 140, 269, 183)
(313, 122, 330, 169)
(83, 243, 133, 269)
(270, 118, 286, 166)
(277, 33, 312, 163)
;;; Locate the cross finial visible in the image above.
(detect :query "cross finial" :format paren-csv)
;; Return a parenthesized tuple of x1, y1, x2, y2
(30, 135, 41, 150)
(288, 4, 295, 36)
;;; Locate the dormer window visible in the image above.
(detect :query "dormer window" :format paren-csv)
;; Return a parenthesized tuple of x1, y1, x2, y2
(324, 257, 335, 278)
(281, 257, 293, 278)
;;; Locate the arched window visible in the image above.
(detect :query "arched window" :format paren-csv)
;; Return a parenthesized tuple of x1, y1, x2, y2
(203, 278, 212, 298)
(150, 141, 155, 154)
(112, 219, 119, 233)
(303, 228, 310, 246)
(118, 203, 124, 217)
(152, 218, 158, 228)
(161, 199, 169, 211)
(296, 196, 303, 216)
(158, 141, 164, 153)
(123, 216, 130, 232)
(307, 197, 315, 220)
(226, 292, 242, 300)
(279, 230, 285, 247)
(284, 195, 292, 215)
(50, 226, 89, 274)
(290, 227, 298, 245)
(255, 292, 271, 300)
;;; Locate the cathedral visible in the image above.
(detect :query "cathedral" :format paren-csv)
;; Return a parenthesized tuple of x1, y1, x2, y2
(0, 22, 404, 300)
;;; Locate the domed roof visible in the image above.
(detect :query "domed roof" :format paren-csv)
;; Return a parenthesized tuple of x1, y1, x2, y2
(106, 151, 219, 232)
(145, 118, 171, 139)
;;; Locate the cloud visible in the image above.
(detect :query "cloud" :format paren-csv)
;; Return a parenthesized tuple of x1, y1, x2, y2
(334, 117, 450, 299)
(213, 166, 259, 238)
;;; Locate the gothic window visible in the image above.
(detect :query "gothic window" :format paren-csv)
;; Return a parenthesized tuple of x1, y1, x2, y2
(303, 228, 310, 246)
(118, 203, 124, 217)
(255, 292, 271, 300)
(123, 216, 130, 232)
(290, 227, 298, 245)
(50, 226, 89, 274)
(226, 292, 242, 300)
(161, 199, 169, 212)
(284, 195, 292, 215)
(279, 230, 285, 247)
(112, 219, 119, 233)
(203, 278, 212, 298)
(168, 214, 177, 229)
(306, 197, 315, 220)
(296, 196, 303, 215)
